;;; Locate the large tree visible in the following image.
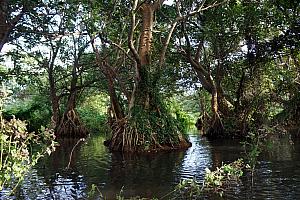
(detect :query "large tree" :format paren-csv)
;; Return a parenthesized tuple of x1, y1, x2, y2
(85, 0, 224, 152)
(12, 0, 103, 137)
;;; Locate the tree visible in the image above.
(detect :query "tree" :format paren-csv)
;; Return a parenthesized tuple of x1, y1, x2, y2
(85, 0, 207, 152)
(171, 0, 300, 138)
(10, 0, 104, 137)
(0, 0, 42, 52)
(84, 0, 230, 151)
(172, 0, 238, 138)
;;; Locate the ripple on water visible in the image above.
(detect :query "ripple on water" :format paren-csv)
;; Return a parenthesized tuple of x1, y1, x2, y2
(178, 136, 212, 181)
(3, 134, 300, 199)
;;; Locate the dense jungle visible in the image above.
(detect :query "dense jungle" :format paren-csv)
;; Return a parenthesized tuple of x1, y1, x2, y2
(0, 0, 299, 199)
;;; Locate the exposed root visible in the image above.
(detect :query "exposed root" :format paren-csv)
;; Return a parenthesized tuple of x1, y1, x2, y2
(195, 112, 211, 134)
(56, 109, 88, 138)
(151, 133, 164, 149)
(105, 116, 191, 153)
(206, 112, 225, 139)
(107, 117, 141, 152)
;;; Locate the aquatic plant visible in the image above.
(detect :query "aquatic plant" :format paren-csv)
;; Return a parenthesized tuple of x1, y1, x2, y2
(173, 159, 244, 198)
(204, 159, 244, 196)
(242, 129, 268, 174)
(87, 184, 158, 200)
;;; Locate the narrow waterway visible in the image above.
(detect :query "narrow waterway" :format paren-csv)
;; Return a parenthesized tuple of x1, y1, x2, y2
(2, 134, 300, 199)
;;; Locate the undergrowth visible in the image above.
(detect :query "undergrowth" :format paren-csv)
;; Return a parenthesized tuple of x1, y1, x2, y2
(0, 86, 56, 195)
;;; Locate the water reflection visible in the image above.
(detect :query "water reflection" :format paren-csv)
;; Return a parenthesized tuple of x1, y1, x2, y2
(208, 139, 243, 167)
(226, 137, 300, 200)
(2, 134, 300, 199)
(178, 136, 212, 181)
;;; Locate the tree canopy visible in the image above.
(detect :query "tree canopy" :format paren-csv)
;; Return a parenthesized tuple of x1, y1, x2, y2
(0, 0, 299, 151)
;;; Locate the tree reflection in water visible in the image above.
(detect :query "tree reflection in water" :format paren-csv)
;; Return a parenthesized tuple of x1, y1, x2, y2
(4, 134, 300, 199)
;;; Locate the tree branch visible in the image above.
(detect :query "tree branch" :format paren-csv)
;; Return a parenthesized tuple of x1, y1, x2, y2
(128, 0, 140, 64)
(159, 20, 178, 68)
(195, 40, 203, 62)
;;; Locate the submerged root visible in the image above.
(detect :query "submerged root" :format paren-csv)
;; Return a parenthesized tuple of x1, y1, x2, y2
(56, 109, 88, 138)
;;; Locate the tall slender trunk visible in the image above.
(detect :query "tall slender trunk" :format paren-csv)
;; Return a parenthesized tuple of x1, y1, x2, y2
(131, 3, 154, 109)
(0, 0, 9, 52)
(66, 91, 76, 111)
(49, 77, 60, 128)
(211, 87, 218, 115)
(66, 58, 78, 112)
(138, 4, 153, 66)
(48, 56, 60, 128)
(106, 69, 124, 120)
(56, 59, 87, 138)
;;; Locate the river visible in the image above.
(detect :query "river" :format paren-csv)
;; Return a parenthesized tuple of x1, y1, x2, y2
(2, 134, 300, 199)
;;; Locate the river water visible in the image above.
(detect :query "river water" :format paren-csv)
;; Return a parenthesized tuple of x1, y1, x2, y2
(2, 134, 300, 199)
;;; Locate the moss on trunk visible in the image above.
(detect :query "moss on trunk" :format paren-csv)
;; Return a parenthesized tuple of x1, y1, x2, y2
(105, 91, 191, 152)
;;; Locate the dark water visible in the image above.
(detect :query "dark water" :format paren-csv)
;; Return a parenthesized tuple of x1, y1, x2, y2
(2, 134, 300, 199)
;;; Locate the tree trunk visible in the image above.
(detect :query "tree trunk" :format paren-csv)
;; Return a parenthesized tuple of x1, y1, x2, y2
(188, 59, 227, 138)
(106, 1, 191, 152)
(105, 66, 124, 121)
(56, 90, 88, 138)
(183, 31, 230, 138)
(56, 60, 88, 138)
(0, 0, 9, 52)
(50, 90, 60, 128)
(0, 0, 24, 52)
(138, 4, 153, 66)
(206, 86, 224, 139)
(48, 65, 60, 129)
(132, 3, 154, 109)
(108, 76, 124, 120)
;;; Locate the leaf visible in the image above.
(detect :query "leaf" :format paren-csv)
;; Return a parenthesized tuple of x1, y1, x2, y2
(205, 167, 211, 174)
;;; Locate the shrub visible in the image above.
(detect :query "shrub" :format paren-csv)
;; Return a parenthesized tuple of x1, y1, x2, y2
(0, 87, 56, 194)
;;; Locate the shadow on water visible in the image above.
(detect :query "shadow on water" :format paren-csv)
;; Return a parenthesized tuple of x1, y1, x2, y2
(2, 134, 300, 199)
(233, 135, 300, 200)
(13, 138, 87, 200)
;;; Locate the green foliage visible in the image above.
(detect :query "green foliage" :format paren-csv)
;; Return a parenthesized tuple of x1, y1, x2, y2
(242, 131, 267, 173)
(175, 178, 202, 199)
(173, 159, 244, 199)
(3, 95, 51, 131)
(0, 86, 56, 194)
(87, 184, 104, 199)
(2, 0, 299, 140)
(0, 65, 8, 84)
(87, 184, 158, 200)
(129, 92, 191, 148)
(166, 97, 197, 133)
(130, 103, 180, 146)
(204, 159, 244, 192)
(77, 94, 109, 133)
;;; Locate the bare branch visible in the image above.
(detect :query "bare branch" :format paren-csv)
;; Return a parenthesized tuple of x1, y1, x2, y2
(159, 20, 178, 68)
(128, 0, 140, 64)
(195, 41, 203, 62)
(181, 22, 213, 91)
(180, 0, 229, 22)
(158, 0, 228, 67)
(110, 41, 135, 63)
